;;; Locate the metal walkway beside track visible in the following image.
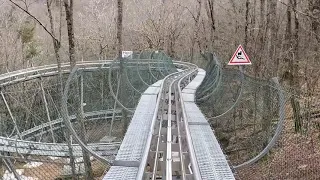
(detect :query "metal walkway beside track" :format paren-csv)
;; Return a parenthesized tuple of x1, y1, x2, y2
(181, 69, 234, 180)
(103, 80, 163, 179)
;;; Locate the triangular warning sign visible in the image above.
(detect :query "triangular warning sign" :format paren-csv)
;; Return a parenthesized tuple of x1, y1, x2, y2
(228, 45, 252, 65)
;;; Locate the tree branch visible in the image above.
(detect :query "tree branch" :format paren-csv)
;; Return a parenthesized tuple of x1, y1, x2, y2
(174, 3, 198, 23)
(278, 0, 320, 20)
(8, 0, 60, 45)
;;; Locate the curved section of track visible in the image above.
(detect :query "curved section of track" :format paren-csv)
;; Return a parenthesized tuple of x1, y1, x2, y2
(104, 61, 235, 180)
(103, 62, 199, 179)
(0, 55, 284, 179)
(0, 60, 172, 160)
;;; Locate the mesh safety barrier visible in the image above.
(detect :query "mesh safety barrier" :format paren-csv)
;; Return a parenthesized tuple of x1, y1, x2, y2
(1, 51, 318, 180)
(0, 51, 176, 180)
(196, 53, 320, 180)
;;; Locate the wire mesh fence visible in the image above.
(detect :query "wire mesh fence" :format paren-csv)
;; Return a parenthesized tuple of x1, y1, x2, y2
(0, 51, 177, 180)
(1, 50, 317, 179)
(196, 53, 320, 180)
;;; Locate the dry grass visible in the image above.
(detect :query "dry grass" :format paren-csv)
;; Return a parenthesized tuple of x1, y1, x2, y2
(236, 115, 320, 180)
(10, 157, 110, 180)
(23, 162, 63, 179)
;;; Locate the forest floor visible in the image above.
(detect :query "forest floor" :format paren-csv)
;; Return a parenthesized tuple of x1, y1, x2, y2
(21, 157, 108, 180)
(237, 115, 320, 180)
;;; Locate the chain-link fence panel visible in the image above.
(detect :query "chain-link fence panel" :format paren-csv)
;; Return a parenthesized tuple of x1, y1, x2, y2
(196, 53, 320, 180)
(0, 51, 177, 180)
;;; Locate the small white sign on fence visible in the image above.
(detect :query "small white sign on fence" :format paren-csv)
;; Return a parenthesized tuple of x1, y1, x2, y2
(122, 51, 133, 58)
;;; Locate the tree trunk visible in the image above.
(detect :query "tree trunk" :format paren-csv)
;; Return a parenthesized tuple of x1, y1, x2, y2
(47, 0, 77, 178)
(291, 0, 302, 133)
(285, 0, 302, 133)
(64, 0, 76, 67)
(256, 0, 265, 77)
(244, 0, 250, 48)
(262, 85, 271, 146)
(205, 0, 215, 51)
(63, 0, 93, 179)
(267, 0, 278, 77)
(309, 0, 320, 43)
(190, 0, 201, 63)
(116, 0, 128, 137)
(116, 0, 123, 59)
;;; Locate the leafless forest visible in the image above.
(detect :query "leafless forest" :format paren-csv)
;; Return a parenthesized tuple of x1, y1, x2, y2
(0, 0, 319, 179)
(0, 0, 319, 89)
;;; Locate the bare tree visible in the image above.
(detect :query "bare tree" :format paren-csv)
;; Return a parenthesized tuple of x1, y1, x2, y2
(282, 0, 302, 133)
(116, 0, 129, 136)
(186, 0, 201, 62)
(205, 0, 215, 51)
(7, 0, 79, 178)
(63, 0, 76, 67)
(244, 0, 250, 48)
(309, 0, 320, 43)
(257, 0, 266, 77)
(267, 0, 278, 76)
(290, 0, 302, 133)
(116, 0, 123, 59)
(63, 0, 94, 179)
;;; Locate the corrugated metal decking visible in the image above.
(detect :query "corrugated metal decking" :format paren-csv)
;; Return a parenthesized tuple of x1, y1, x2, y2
(103, 80, 162, 179)
(182, 69, 235, 180)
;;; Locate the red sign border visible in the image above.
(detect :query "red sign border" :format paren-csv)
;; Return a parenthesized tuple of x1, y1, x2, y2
(228, 45, 252, 65)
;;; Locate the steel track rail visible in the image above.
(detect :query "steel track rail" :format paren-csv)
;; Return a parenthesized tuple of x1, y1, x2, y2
(150, 79, 167, 180)
(166, 79, 175, 179)
(137, 61, 201, 180)
(137, 69, 187, 179)
(0, 60, 182, 87)
(174, 84, 187, 180)
(177, 68, 202, 180)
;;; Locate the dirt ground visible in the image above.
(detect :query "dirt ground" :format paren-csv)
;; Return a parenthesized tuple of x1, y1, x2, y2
(21, 158, 109, 180)
(236, 116, 320, 180)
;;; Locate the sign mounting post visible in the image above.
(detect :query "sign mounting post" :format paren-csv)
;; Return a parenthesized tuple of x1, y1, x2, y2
(228, 45, 252, 65)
